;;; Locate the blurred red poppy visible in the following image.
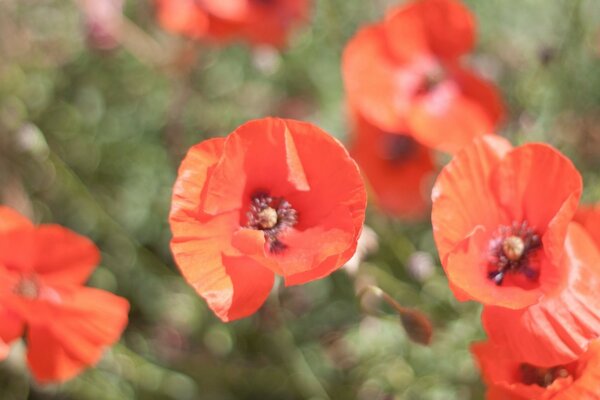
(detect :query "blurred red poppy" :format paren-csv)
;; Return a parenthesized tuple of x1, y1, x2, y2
(575, 204, 600, 249)
(156, 0, 310, 47)
(169, 118, 366, 322)
(342, 0, 504, 154)
(0, 207, 129, 383)
(349, 109, 435, 220)
(472, 339, 600, 400)
(431, 136, 582, 309)
(482, 222, 600, 367)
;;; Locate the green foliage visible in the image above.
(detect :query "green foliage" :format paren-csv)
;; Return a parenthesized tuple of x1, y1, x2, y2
(1, 0, 600, 399)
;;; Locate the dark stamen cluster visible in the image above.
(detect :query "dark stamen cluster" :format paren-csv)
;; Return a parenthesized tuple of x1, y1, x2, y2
(519, 363, 571, 388)
(488, 221, 542, 286)
(381, 134, 417, 162)
(246, 192, 298, 253)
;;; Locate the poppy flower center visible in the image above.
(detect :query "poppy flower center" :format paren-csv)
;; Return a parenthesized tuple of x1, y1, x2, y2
(14, 276, 40, 299)
(380, 134, 417, 162)
(488, 221, 542, 286)
(246, 192, 298, 253)
(519, 363, 574, 388)
(416, 66, 446, 96)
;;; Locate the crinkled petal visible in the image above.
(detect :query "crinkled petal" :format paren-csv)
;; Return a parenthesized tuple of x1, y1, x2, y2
(482, 223, 600, 366)
(575, 204, 600, 249)
(432, 135, 512, 263)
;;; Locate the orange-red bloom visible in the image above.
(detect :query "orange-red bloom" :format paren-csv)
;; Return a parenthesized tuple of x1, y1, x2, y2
(349, 109, 435, 220)
(342, 0, 503, 154)
(431, 136, 582, 309)
(473, 339, 600, 400)
(156, 0, 310, 47)
(169, 118, 366, 322)
(0, 207, 129, 383)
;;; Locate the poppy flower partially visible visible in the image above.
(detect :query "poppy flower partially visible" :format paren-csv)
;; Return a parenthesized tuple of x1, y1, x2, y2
(431, 135, 582, 309)
(342, 0, 504, 154)
(482, 222, 600, 366)
(169, 118, 366, 322)
(575, 204, 600, 249)
(349, 109, 435, 220)
(472, 339, 600, 400)
(156, 0, 310, 47)
(0, 207, 129, 383)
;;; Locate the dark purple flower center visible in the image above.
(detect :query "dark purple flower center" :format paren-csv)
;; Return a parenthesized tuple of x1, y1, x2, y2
(519, 363, 572, 388)
(246, 191, 298, 253)
(380, 134, 418, 163)
(487, 221, 542, 286)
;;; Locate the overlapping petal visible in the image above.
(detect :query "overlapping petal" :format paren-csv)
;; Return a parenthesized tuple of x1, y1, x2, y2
(473, 339, 600, 400)
(482, 223, 600, 366)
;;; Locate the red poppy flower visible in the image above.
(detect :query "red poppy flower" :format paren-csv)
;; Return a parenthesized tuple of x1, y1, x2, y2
(472, 339, 600, 400)
(348, 109, 436, 219)
(482, 222, 600, 367)
(156, 0, 310, 47)
(169, 118, 366, 322)
(575, 204, 600, 249)
(431, 135, 582, 309)
(0, 207, 129, 383)
(342, 0, 504, 154)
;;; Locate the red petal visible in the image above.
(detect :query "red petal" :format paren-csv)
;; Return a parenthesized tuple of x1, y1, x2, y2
(203, 119, 310, 215)
(575, 204, 600, 249)
(156, 0, 209, 38)
(444, 226, 545, 308)
(490, 143, 582, 263)
(0, 306, 24, 360)
(0, 206, 33, 233)
(221, 255, 275, 321)
(408, 80, 498, 154)
(482, 223, 600, 366)
(26, 286, 129, 383)
(431, 135, 512, 263)
(384, 0, 475, 62)
(30, 225, 100, 285)
(349, 111, 435, 219)
(342, 24, 408, 132)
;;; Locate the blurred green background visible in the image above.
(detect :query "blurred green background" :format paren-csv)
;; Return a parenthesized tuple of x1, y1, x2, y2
(1, 0, 600, 399)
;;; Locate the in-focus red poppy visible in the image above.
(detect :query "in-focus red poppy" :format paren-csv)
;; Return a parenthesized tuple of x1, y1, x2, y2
(575, 204, 600, 249)
(482, 222, 600, 367)
(348, 108, 435, 220)
(169, 118, 366, 322)
(156, 0, 310, 47)
(472, 339, 600, 400)
(342, 0, 504, 154)
(0, 207, 130, 383)
(431, 135, 582, 309)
